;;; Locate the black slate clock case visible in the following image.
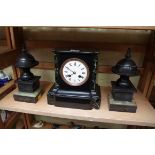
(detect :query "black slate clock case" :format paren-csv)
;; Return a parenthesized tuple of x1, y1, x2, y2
(47, 49, 101, 110)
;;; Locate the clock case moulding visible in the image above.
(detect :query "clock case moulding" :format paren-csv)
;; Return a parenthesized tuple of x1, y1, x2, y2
(47, 49, 101, 110)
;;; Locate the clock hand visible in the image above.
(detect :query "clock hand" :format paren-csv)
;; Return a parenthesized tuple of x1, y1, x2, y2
(65, 67, 76, 74)
(78, 75, 84, 79)
(66, 74, 74, 77)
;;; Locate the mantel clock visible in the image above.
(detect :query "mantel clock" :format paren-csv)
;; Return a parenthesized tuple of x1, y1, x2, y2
(47, 49, 101, 110)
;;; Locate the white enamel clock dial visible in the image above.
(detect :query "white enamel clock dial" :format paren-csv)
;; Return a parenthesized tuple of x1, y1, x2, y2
(60, 58, 90, 86)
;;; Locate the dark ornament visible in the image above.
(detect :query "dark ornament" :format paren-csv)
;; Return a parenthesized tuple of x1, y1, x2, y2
(15, 47, 40, 92)
(47, 49, 101, 110)
(112, 48, 139, 89)
(13, 46, 42, 103)
(109, 48, 139, 113)
(16, 47, 39, 81)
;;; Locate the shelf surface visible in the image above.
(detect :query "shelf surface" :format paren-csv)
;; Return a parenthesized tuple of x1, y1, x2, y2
(98, 26, 155, 30)
(0, 80, 15, 99)
(0, 81, 155, 127)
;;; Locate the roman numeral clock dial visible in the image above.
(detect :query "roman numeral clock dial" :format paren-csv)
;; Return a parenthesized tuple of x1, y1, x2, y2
(60, 58, 89, 86)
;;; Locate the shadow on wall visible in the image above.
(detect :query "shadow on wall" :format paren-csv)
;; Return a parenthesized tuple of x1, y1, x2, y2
(31, 68, 140, 88)
(97, 73, 140, 88)
(32, 69, 55, 82)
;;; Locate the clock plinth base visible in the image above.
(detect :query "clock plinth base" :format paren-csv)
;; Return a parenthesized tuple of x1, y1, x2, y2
(47, 84, 101, 110)
(13, 87, 43, 103)
(108, 94, 137, 113)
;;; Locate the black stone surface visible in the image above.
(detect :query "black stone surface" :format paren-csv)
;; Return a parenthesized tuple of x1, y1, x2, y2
(17, 76, 41, 93)
(48, 49, 101, 110)
(54, 49, 98, 91)
(47, 84, 101, 110)
(16, 47, 39, 69)
(111, 81, 136, 102)
(112, 48, 139, 76)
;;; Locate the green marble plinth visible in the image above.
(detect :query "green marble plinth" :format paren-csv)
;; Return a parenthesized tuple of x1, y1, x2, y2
(13, 87, 43, 103)
(108, 93, 137, 113)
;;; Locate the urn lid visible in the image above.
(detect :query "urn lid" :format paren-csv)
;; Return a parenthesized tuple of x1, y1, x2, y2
(112, 48, 139, 76)
(16, 47, 39, 68)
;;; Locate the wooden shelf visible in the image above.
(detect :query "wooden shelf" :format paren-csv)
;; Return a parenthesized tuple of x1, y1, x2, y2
(0, 81, 155, 127)
(25, 26, 155, 30)
(0, 80, 16, 99)
(96, 26, 155, 30)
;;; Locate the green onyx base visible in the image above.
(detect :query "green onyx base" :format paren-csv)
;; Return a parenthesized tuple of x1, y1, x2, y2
(108, 93, 137, 113)
(13, 87, 43, 103)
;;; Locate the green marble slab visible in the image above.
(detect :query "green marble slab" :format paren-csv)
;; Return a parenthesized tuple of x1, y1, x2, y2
(108, 93, 137, 113)
(13, 87, 43, 103)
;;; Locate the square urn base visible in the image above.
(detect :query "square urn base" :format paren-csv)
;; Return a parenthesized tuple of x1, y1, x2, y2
(17, 76, 41, 93)
(111, 81, 137, 102)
